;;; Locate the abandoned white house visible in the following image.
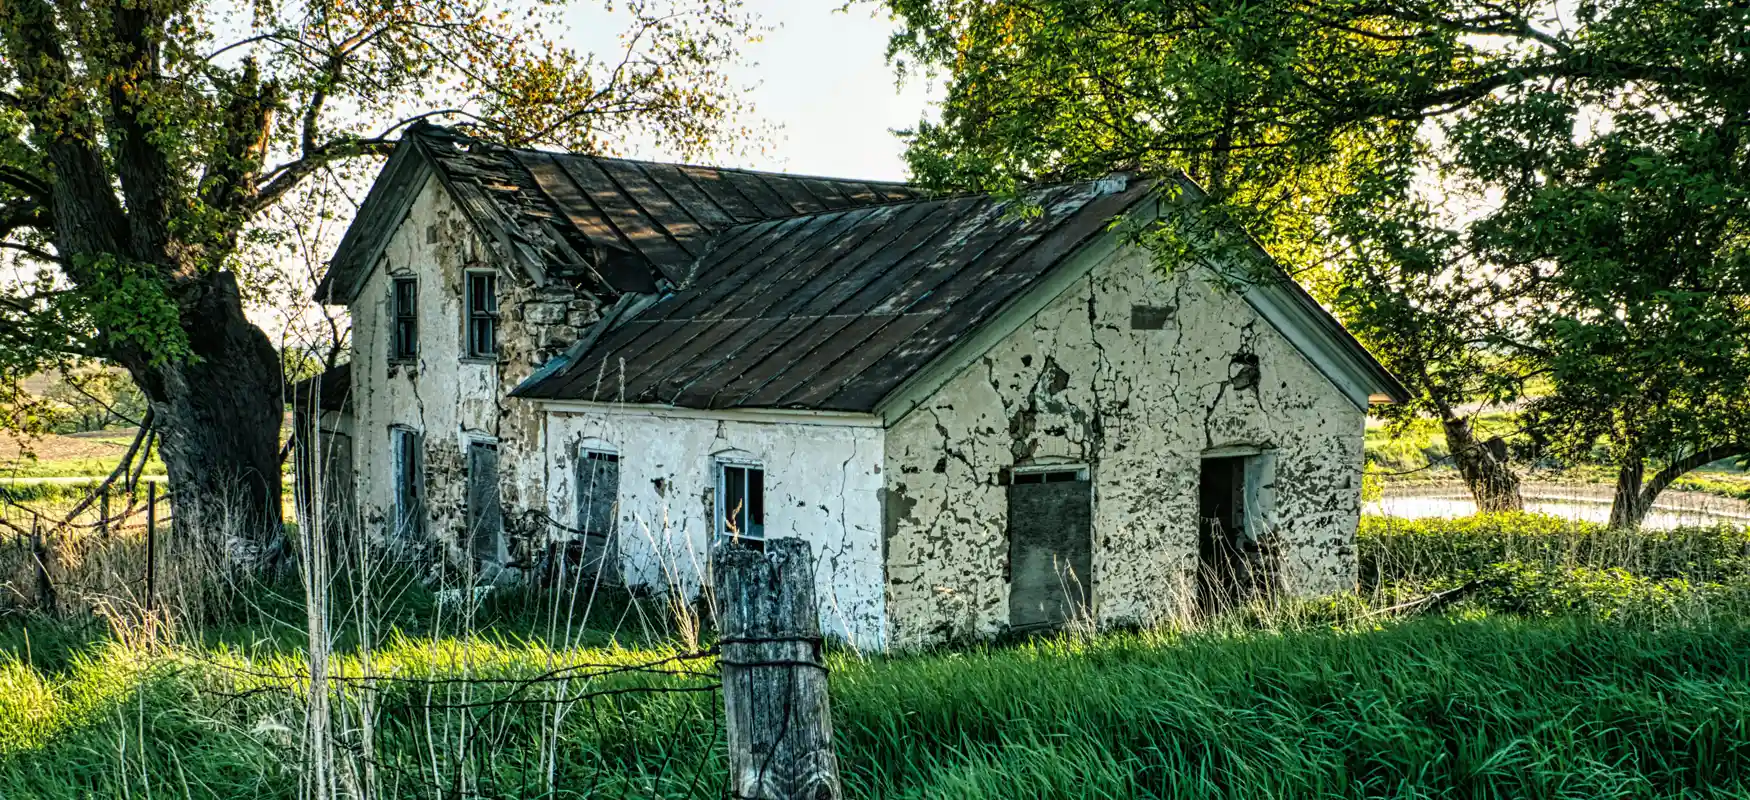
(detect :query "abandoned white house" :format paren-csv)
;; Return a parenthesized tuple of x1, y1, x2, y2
(299, 123, 1407, 651)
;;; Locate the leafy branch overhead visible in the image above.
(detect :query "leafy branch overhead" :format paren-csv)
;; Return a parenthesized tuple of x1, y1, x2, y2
(885, 0, 1750, 525)
(0, 0, 760, 570)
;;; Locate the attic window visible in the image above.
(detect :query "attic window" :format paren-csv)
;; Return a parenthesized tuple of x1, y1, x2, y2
(391, 277, 418, 362)
(466, 272, 498, 358)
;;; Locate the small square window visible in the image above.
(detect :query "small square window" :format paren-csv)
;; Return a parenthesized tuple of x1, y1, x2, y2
(716, 461, 765, 547)
(466, 272, 498, 358)
(391, 277, 418, 362)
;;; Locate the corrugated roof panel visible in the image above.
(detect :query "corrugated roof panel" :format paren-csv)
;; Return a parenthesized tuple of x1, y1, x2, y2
(593, 159, 709, 257)
(759, 174, 829, 214)
(551, 156, 693, 275)
(821, 185, 1150, 410)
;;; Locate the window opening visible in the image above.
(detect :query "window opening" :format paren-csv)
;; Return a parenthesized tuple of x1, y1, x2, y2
(716, 461, 766, 548)
(465, 272, 497, 358)
(391, 277, 418, 361)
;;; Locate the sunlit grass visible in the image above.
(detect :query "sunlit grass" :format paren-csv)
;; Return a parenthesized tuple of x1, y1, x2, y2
(4, 514, 1750, 798)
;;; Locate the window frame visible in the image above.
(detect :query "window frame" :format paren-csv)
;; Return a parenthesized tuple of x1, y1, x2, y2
(714, 456, 767, 546)
(1001, 464, 1091, 485)
(463, 270, 498, 360)
(390, 426, 424, 539)
(390, 276, 419, 363)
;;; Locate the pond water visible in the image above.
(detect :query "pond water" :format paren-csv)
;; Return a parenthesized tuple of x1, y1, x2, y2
(1366, 490, 1750, 530)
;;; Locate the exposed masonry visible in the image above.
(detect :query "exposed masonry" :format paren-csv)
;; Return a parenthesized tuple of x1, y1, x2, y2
(351, 176, 602, 574)
(344, 177, 1365, 651)
(883, 246, 1364, 649)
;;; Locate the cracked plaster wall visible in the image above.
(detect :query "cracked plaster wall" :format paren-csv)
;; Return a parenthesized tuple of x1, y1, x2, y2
(883, 244, 1366, 649)
(542, 408, 887, 650)
(349, 175, 599, 570)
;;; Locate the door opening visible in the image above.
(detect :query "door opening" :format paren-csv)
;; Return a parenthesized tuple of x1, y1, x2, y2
(1197, 454, 1266, 613)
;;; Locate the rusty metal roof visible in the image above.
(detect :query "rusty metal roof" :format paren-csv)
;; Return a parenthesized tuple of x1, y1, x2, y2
(511, 177, 1159, 411)
(319, 123, 924, 303)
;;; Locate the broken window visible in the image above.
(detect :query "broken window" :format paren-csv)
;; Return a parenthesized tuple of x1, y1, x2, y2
(466, 440, 503, 561)
(391, 277, 418, 361)
(1003, 464, 1093, 632)
(716, 460, 765, 547)
(575, 449, 621, 585)
(391, 427, 424, 540)
(465, 272, 498, 358)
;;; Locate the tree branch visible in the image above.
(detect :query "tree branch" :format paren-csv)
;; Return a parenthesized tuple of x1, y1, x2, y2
(1640, 444, 1749, 509)
(248, 136, 396, 214)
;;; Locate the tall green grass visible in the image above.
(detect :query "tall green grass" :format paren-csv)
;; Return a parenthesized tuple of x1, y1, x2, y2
(4, 514, 1750, 798)
(2, 617, 1748, 798)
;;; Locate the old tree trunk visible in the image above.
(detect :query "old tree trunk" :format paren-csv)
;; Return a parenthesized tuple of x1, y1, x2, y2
(1438, 409, 1524, 513)
(125, 276, 287, 569)
(1609, 445, 1747, 529)
(2, 0, 289, 572)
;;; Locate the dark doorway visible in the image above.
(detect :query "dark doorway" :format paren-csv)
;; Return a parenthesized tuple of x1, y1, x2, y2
(1006, 467, 1094, 632)
(1197, 455, 1249, 613)
(575, 450, 622, 585)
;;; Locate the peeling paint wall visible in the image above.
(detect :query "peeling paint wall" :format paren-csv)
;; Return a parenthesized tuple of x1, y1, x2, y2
(883, 243, 1366, 648)
(542, 408, 888, 650)
(349, 176, 601, 572)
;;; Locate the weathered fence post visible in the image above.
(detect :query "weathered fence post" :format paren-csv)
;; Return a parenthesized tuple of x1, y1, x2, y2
(31, 519, 55, 615)
(145, 482, 157, 615)
(713, 538, 843, 800)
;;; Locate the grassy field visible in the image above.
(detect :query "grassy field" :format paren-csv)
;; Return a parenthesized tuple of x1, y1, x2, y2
(2, 514, 1749, 798)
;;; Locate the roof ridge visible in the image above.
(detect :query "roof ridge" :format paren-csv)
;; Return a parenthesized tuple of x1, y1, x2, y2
(407, 121, 919, 191)
(699, 172, 1146, 231)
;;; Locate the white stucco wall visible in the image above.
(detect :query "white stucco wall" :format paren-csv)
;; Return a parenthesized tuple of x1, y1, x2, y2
(349, 175, 503, 562)
(883, 242, 1367, 648)
(541, 406, 889, 650)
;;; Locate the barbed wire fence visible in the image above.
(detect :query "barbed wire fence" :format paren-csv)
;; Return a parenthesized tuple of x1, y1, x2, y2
(278, 435, 840, 800)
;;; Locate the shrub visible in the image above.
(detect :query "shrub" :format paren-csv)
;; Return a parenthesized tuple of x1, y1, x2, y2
(1359, 513, 1750, 623)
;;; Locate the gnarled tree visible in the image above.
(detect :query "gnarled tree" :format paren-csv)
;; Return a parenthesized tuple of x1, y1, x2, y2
(0, 0, 757, 568)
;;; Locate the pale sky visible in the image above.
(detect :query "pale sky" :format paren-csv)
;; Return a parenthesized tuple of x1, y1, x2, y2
(570, 2, 936, 181)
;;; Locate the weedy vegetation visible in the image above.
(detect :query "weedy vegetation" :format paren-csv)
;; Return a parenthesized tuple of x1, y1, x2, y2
(2, 514, 1750, 798)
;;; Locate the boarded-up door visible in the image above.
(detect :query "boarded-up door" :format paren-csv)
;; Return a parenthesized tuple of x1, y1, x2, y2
(576, 451, 621, 585)
(467, 441, 503, 561)
(1007, 470, 1093, 632)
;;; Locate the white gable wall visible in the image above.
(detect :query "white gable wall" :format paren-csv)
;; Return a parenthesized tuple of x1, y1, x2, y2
(883, 242, 1366, 648)
(350, 175, 503, 563)
(542, 406, 888, 649)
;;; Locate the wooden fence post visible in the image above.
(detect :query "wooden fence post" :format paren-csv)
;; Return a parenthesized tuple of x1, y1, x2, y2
(713, 538, 842, 800)
(31, 519, 55, 615)
(145, 482, 157, 615)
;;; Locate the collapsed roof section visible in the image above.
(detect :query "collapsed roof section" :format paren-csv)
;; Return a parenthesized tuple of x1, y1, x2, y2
(317, 123, 924, 304)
